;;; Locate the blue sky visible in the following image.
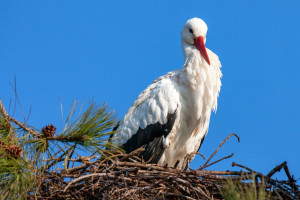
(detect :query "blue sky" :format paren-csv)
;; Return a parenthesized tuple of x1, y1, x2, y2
(1, 1, 299, 180)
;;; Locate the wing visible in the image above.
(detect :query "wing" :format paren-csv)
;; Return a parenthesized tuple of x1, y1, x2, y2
(112, 71, 180, 163)
(124, 110, 177, 163)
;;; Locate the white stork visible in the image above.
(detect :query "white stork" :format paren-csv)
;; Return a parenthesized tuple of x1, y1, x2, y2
(111, 18, 222, 169)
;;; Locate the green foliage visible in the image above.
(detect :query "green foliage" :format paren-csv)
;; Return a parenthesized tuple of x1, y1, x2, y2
(219, 175, 271, 200)
(0, 115, 11, 139)
(0, 99, 117, 199)
(58, 101, 116, 151)
(0, 151, 37, 199)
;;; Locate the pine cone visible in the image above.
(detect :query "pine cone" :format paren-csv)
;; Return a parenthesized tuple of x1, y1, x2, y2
(7, 145, 23, 159)
(41, 124, 56, 137)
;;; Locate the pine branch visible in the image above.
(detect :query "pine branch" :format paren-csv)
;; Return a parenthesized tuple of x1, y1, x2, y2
(0, 99, 40, 138)
(56, 102, 117, 151)
(0, 99, 9, 121)
(0, 98, 118, 199)
(0, 99, 13, 138)
(8, 116, 40, 137)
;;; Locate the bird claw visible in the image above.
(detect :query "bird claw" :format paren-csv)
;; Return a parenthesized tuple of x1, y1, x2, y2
(182, 153, 193, 170)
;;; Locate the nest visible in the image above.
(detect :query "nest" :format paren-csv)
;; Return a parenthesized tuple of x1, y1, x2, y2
(33, 134, 299, 200)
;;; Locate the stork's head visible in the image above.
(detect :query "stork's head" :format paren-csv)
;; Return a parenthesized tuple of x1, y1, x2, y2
(181, 18, 210, 65)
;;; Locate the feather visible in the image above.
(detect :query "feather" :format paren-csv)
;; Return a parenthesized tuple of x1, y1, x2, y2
(123, 111, 177, 162)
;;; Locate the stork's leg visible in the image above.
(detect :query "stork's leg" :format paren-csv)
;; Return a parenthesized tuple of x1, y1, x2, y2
(184, 162, 190, 170)
(174, 160, 180, 168)
(182, 154, 192, 170)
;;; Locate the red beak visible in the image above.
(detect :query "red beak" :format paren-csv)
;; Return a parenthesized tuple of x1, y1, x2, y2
(194, 36, 210, 65)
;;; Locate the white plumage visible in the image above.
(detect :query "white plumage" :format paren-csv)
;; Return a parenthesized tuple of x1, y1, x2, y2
(111, 18, 222, 169)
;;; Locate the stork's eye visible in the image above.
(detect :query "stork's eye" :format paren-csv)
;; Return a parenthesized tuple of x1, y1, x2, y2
(189, 29, 193, 34)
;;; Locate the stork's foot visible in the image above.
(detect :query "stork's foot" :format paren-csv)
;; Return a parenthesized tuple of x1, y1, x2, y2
(182, 153, 193, 170)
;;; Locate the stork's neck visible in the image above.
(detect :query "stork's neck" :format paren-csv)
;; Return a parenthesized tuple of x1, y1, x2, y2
(181, 43, 208, 89)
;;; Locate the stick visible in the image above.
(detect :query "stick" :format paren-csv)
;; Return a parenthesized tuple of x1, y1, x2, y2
(267, 161, 287, 178)
(119, 147, 145, 161)
(200, 153, 234, 170)
(283, 164, 299, 192)
(232, 162, 256, 173)
(200, 133, 239, 169)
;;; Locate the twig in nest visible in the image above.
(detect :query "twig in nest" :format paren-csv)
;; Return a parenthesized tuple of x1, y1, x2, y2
(144, 152, 159, 164)
(64, 173, 114, 192)
(78, 155, 98, 163)
(119, 147, 145, 161)
(34, 150, 299, 200)
(267, 161, 287, 178)
(283, 163, 299, 192)
(195, 152, 206, 160)
(188, 152, 206, 160)
(199, 133, 239, 170)
(201, 153, 234, 170)
(232, 162, 256, 173)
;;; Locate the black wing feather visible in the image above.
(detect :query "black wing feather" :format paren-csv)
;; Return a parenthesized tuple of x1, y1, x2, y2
(122, 110, 177, 163)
